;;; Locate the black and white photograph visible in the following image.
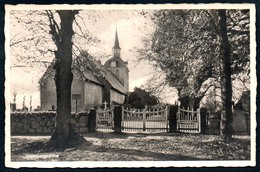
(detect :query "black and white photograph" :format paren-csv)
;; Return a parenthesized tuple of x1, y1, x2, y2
(5, 4, 256, 168)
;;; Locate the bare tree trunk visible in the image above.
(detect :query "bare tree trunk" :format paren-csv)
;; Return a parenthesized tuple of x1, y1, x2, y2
(218, 10, 234, 141)
(44, 10, 85, 151)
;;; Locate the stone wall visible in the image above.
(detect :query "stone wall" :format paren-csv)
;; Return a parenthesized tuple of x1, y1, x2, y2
(11, 111, 89, 135)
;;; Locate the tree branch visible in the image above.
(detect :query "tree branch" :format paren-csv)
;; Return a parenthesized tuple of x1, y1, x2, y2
(227, 29, 249, 35)
(202, 10, 219, 33)
(10, 36, 38, 47)
(46, 10, 60, 46)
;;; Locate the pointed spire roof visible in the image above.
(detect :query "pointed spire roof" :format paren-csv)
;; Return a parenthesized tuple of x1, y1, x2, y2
(113, 29, 121, 49)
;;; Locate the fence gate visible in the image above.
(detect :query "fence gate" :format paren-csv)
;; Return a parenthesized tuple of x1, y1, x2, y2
(176, 106, 201, 133)
(122, 106, 169, 132)
(96, 108, 114, 131)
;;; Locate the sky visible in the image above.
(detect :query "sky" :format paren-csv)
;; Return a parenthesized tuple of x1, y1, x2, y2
(8, 9, 178, 110)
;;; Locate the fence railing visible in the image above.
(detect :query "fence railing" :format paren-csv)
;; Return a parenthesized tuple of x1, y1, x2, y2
(92, 105, 207, 134)
(96, 108, 114, 130)
(176, 107, 201, 133)
(122, 106, 169, 132)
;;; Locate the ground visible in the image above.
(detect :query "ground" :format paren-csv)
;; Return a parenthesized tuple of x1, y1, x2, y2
(11, 131, 250, 161)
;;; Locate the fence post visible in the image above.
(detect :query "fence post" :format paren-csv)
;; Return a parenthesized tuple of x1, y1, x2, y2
(114, 105, 122, 133)
(88, 108, 96, 132)
(143, 110, 146, 131)
(169, 105, 178, 133)
(200, 108, 207, 134)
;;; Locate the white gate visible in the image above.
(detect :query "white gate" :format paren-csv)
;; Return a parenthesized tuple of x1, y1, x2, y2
(96, 108, 114, 131)
(176, 106, 201, 133)
(122, 106, 169, 132)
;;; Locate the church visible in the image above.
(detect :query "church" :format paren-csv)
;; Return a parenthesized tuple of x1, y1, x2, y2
(39, 30, 129, 112)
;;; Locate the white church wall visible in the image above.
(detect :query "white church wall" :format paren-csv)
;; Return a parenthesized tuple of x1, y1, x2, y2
(110, 89, 125, 105)
(84, 82, 103, 110)
(71, 79, 85, 112)
(40, 76, 86, 112)
(40, 75, 56, 111)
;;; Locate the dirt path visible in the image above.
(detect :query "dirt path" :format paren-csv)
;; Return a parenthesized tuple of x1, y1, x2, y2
(11, 131, 250, 161)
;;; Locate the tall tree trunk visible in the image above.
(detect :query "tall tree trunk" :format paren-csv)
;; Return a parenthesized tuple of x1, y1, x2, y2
(44, 10, 85, 151)
(218, 10, 234, 141)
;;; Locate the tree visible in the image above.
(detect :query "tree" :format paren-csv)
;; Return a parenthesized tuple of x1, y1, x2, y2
(137, 9, 249, 139)
(10, 10, 89, 150)
(138, 9, 249, 104)
(42, 10, 87, 150)
(218, 9, 234, 140)
(137, 10, 220, 108)
(127, 87, 159, 109)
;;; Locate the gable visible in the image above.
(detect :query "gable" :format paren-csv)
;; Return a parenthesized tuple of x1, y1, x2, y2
(102, 67, 127, 95)
(93, 61, 127, 95)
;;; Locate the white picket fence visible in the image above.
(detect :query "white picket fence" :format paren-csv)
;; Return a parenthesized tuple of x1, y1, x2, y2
(96, 108, 114, 131)
(96, 105, 201, 133)
(176, 106, 201, 133)
(122, 106, 169, 132)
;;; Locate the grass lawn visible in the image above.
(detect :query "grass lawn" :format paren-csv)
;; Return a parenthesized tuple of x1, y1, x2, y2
(10, 131, 250, 161)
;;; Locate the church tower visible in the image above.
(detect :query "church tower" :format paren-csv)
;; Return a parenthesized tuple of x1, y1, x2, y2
(104, 30, 129, 91)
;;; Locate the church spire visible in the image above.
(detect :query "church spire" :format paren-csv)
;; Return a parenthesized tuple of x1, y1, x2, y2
(114, 29, 120, 49)
(113, 29, 121, 57)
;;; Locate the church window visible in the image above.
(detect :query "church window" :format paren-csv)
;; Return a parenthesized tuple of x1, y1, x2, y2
(111, 61, 117, 67)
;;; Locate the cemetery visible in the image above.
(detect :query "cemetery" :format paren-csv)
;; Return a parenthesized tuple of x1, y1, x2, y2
(7, 7, 253, 164)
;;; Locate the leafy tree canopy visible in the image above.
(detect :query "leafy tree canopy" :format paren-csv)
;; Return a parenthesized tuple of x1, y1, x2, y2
(127, 87, 159, 109)
(137, 9, 249, 104)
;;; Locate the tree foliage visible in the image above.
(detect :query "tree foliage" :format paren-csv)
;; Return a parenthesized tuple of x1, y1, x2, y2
(9, 10, 101, 70)
(138, 9, 250, 108)
(127, 87, 159, 109)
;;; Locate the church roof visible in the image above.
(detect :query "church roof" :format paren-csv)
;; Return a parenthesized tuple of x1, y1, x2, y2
(81, 71, 103, 86)
(103, 56, 128, 69)
(100, 66, 127, 94)
(38, 61, 55, 84)
(93, 59, 127, 94)
(39, 55, 127, 95)
(38, 63, 103, 86)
